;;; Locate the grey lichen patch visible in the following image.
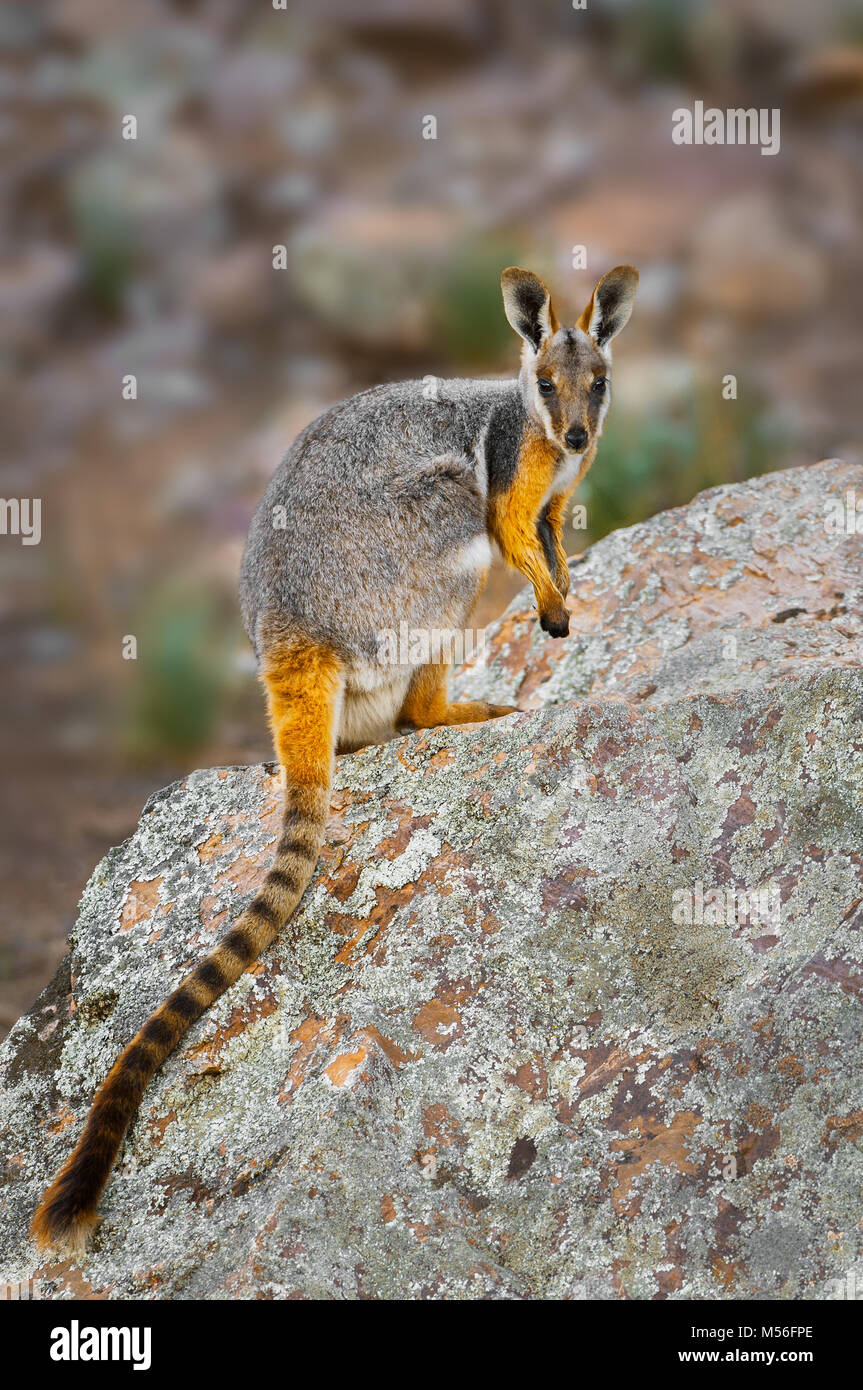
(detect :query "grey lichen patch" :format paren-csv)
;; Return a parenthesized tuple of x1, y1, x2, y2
(1, 461, 862, 1300)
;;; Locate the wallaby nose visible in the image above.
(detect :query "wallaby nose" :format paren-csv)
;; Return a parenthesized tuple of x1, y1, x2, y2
(565, 425, 588, 452)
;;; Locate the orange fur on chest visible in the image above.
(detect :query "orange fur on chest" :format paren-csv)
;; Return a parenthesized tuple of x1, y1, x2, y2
(488, 431, 559, 553)
(486, 430, 569, 619)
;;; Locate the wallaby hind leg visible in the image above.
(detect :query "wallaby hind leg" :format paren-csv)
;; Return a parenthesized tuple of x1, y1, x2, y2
(398, 661, 515, 731)
(261, 634, 344, 851)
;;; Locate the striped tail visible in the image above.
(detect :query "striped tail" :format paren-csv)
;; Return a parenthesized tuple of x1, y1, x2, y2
(32, 637, 344, 1252)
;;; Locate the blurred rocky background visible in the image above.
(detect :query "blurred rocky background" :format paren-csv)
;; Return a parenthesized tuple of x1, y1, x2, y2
(1, 0, 861, 1035)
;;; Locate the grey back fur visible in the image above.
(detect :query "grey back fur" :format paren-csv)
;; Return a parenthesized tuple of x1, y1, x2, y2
(239, 377, 527, 668)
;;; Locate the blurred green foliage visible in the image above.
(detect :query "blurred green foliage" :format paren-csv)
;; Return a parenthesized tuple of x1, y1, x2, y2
(70, 160, 135, 314)
(121, 587, 240, 760)
(624, 0, 698, 81)
(580, 387, 786, 543)
(434, 239, 526, 366)
(837, 1, 863, 40)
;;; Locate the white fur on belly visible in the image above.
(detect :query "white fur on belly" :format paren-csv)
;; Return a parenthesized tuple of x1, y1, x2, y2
(339, 671, 411, 750)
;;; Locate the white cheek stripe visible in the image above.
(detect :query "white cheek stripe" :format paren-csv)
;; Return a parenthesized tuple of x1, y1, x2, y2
(536, 391, 558, 443)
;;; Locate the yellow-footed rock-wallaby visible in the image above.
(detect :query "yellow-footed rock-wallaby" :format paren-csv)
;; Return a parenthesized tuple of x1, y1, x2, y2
(33, 263, 638, 1251)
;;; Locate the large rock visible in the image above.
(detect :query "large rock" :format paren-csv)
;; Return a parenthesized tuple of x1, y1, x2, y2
(1, 459, 862, 1300)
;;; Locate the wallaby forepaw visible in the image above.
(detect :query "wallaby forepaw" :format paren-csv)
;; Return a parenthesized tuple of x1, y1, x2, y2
(539, 607, 570, 639)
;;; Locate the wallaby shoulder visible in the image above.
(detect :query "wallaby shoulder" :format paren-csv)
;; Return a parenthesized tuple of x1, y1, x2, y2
(239, 377, 524, 661)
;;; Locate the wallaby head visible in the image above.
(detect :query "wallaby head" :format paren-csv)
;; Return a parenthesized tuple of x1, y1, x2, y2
(501, 264, 638, 457)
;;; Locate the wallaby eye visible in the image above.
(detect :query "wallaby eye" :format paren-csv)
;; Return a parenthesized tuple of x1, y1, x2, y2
(592, 376, 608, 395)
(537, 377, 555, 396)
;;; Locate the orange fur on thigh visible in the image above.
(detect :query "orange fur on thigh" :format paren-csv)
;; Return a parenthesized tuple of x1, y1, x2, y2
(260, 639, 344, 793)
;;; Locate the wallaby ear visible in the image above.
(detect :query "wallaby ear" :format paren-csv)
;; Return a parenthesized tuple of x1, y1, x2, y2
(578, 265, 639, 349)
(501, 266, 559, 353)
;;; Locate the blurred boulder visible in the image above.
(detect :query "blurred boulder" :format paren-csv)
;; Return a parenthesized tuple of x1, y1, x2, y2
(184, 242, 279, 332)
(687, 192, 827, 321)
(0, 245, 79, 355)
(787, 44, 863, 117)
(289, 201, 458, 349)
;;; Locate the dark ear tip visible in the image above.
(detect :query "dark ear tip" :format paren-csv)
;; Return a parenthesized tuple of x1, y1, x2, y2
(608, 264, 639, 286)
(501, 265, 526, 285)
